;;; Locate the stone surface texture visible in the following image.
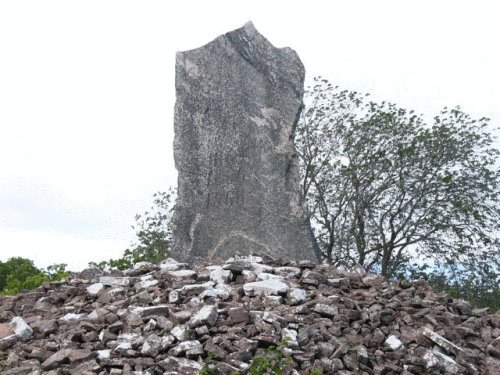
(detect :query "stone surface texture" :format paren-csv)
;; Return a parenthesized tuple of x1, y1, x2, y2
(1, 255, 500, 374)
(171, 22, 321, 264)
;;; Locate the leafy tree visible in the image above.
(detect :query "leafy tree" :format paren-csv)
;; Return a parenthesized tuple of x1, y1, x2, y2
(0, 257, 40, 292)
(296, 77, 500, 278)
(0, 258, 69, 296)
(428, 263, 500, 312)
(394, 261, 500, 312)
(128, 189, 174, 263)
(45, 263, 70, 280)
(89, 189, 175, 271)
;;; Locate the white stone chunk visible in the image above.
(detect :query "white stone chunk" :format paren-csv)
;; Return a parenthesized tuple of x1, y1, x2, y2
(159, 357, 202, 372)
(159, 258, 188, 272)
(357, 345, 369, 363)
(134, 261, 158, 272)
(135, 277, 158, 292)
(97, 350, 110, 360)
(210, 267, 233, 285)
(87, 311, 99, 322)
(214, 284, 232, 299)
(87, 308, 110, 323)
(282, 328, 298, 342)
(144, 319, 157, 332)
(171, 325, 190, 341)
(250, 263, 274, 276)
(200, 288, 218, 300)
(117, 332, 141, 342)
(223, 258, 252, 270)
(99, 277, 130, 286)
(167, 270, 197, 280)
(161, 335, 175, 349)
(286, 288, 307, 305)
(257, 272, 284, 281)
(59, 313, 86, 323)
(242, 270, 257, 282)
(161, 258, 179, 266)
(248, 255, 264, 263)
(349, 264, 366, 276)
(384, 335, 404, 351)
(226, 255, 263, 264)
(275, 266, 301, 278)
(262, 312, 287, 326)
(115, 342, 132, 352)
(249, 310, 264, 322)
(11, 317, 33, 341)
(243, 280, 289, 296)
(432, 349, 459, 374)
(205, 265, 220, 271)
(188, 305, 218, 328)
(265, 296, 284, 305)
(169, 290, 181, 304)
(423, 350, 459, 374)
(169, 340, 202, 356)
(188, 297, 202, 308)
(116, 309, 128, 318)
(180, 282, 215, 294)
(87, 283, 104, 295)
(113, 332, 144, 351)
(108, 287, 124, 296)
(141, 334, 162, 357)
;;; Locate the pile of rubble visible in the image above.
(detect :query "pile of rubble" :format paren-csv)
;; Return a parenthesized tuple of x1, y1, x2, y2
(1, 255, 500, 375)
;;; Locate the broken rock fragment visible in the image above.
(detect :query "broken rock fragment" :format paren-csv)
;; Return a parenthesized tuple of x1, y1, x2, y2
(243, 280, 289, 296)
(1, 252, 499, 374)
(188, 305, 218, 328)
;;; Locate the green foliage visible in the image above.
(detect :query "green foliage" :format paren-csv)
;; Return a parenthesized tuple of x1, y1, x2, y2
(395, 262, 500, 312)
(87, 260, 111, 272)
(89, 189, 175, 271)
(247, 339, 293, 375)
(428, 264, 500, 312)
(198, 339, 320, 375)
(46, 263, 70, 280)
(0, 258, 69, 296)
(199, 353, 219, 375)
(0, 350, 13, 372)
(199, 365, 217, 375)
(296, 76, 500, 281)
(0, 257, 39, 292)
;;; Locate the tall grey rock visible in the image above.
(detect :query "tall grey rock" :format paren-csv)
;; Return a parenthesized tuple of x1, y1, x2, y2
(171, 22, 321, 264)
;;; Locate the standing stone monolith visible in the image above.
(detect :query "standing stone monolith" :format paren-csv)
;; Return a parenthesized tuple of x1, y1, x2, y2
(171, 22, 321, 265)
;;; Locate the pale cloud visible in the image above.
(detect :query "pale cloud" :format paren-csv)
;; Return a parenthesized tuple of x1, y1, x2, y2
(0, 174, 136, 240)
(0, 1, 498, 270)
(0, 227, 127, 272)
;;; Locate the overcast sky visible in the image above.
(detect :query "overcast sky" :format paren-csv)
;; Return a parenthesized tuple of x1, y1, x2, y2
(1, 1, 499, 271)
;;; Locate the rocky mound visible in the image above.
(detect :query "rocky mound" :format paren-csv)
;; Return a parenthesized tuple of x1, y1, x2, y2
(1, 256, 500, 375)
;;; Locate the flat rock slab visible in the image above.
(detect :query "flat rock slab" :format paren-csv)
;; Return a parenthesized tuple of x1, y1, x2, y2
(99, 277, 130, 287)
(422, 327, 464, 355)
(0, 323, 15, 339)
(171, 22, 321, 264)
(243, 280, 289, 296)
